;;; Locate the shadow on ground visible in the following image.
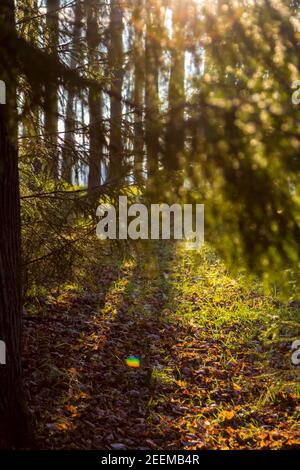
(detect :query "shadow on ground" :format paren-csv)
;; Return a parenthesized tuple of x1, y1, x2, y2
(23, 241, 183, 450)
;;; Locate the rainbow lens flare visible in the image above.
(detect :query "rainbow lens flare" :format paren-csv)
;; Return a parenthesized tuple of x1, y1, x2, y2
(125, 356, 140, 368)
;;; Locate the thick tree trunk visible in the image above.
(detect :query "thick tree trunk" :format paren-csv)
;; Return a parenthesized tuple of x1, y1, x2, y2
(0, 0, 29, 449)
(86, 0, 105, 194)
(45, 0, 59, 179)
(0, 109, 28, 449)
(164, 0, 186, 173)
(132, 0, 145, 184)
(108, 0, 124, 181)
(62, 0, 83, 184)
(145, 1, 162, 182)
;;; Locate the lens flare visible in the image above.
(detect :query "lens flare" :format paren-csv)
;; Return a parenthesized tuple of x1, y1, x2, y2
(125, 356, 140, 368)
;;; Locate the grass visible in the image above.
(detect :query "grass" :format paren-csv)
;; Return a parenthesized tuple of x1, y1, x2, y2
(23, 239, 300, 449)
(153, 242, 300, 448)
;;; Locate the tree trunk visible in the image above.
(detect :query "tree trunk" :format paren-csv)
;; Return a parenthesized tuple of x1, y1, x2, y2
(145, 1, 162, 182)
(164, 0, 186, 173)
(0, 109, 28, 449)
(132, 0, 145, 184)
(0, 1, 28, 448)
(45, 0, 59, 179)
(86, 0, 105, 194)
(108, 0, 124, 181)
(62, 0, 83, 184)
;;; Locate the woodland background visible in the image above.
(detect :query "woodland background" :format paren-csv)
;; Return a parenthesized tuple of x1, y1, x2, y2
(0, 0, 300, 449)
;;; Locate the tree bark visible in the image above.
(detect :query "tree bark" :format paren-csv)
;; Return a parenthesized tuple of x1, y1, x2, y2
(145, 1, 162, 181)
(62, 0, 83, 184)
(0, 1, 28, 448)
(132, 0, 145, 184)
(86, 0, 105, 194)
(108, 0, 124, 181)
(45, 0, 59, 179)
(0, 109, 28, 449)
(164, 0, 186, 173)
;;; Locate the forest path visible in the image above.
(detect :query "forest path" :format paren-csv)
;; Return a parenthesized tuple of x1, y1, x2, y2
(23, 242, 299, 449)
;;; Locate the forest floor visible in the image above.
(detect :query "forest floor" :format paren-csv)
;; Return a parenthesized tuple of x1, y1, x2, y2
(22, 241, 300, 449)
